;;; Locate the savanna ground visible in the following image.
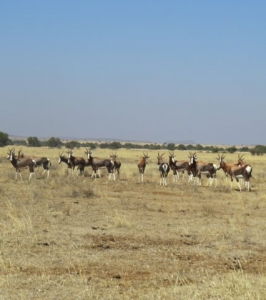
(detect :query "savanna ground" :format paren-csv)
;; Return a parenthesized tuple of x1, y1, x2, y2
(1, 146, 266, 299)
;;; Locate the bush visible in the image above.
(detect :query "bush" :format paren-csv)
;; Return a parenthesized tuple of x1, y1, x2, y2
(27, 136, 41, 147)
(176, 144, 186, 150)
(46, 137, 63, 148)
(0, 131, 9, 147)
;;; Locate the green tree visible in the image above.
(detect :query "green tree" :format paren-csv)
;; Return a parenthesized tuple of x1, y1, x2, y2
(176, 144, 186, 150)
(13, 139, 27, 146)
(167, 143, 175, 151)
(0, 131, 10, 147)
(148, 143, 161, 150)
(46, 137, 62, 148)
(83, 142, 97, 150)
(109, 142, 122, 149)
(250, 145, 266, 155)
(239, 146, 249, 152)
(196, 144, 204, 150)
(227, 146, 237, 153)
(27, 136, 41, 147)
(186, 144, 195, 150)
(65, 140, 81, 149)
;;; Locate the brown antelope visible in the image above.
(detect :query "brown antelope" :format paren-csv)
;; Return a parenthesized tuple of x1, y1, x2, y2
(188, 152, 219, 187)
(217, 154, 252, 191)
(58, 152, 84, 175)
(17, 150, 51, 178)
(66, 149, 86, 176)
(7, 148, 36, 180)
(236, 154, 252, 189)
(168, 152, 189, 182)
(236, 154, 251, 168)
(58, 152, 72, 170)
(157, 152, 170, 187)
(85, 148, 115, 180)
(110, 152, 121, 180)
(137, 152, 149, 183)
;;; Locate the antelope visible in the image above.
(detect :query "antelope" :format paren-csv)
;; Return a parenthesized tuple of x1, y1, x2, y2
(66, 149, 86, 176)
(217, 154, 252, 191)
(84, 148, 101, 178)
(58, 152, 85, 175)
(137, 152, 149, 183)
(58, 152, 72, 170)
(17, 150, 51, 178)
(157, 152, 170, 187)
(236, 153, 253, 189)
(7, 148, 36, 180)
(168, 152, 189, 182)
(110, 152, 121, 180)
(85, 148, 115, 180)
(236, 154, 252, 169)
(188, 152, 219, 187)
(58, 152, 82, 175)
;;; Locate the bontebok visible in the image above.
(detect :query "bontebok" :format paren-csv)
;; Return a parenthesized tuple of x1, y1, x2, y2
(7, 148, 36, 180)
(157, 152, 170, 187)
(66, 149, 86, 176)
(168, 152, 189, 182)
(85, 148, 115, 180)
(217, 154, 252, 191)
(18, 149, 51, 178)
(110, 152, 121, 180)
(137, 152, 149, 183)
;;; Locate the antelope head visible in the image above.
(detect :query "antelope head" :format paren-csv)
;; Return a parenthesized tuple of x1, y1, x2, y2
(237, 154, 245, 166)
(141, 152, 149, 162)
(157, 152, 165, 165)
(17, 149, 25, 159)
(66, 149, 73, 163)
(58, 152, 64, 163)
(84, 148, 92, 159)
(7, 148, 15, 160)
(110, 152, 117, 161)
(169, 151, 175, 163)
(217, 154, 226, 167)
(188, 152, 197, 165)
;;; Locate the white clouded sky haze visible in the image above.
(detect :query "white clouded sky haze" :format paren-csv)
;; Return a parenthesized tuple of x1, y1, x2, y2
(1, 1, 266, 145)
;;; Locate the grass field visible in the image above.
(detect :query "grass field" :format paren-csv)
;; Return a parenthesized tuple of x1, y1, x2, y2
(1, 146, 266, 299)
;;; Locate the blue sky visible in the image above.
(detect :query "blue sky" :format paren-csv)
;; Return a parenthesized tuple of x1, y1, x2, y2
(1, 1, 265, 145)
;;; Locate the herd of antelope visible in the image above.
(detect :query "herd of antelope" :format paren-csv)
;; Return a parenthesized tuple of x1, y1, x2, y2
(6, 148, 253, 191)
(6, 148, 121, 181)
(138, 151, 253, 191)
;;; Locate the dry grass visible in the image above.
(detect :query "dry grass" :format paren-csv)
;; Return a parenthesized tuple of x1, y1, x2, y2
(1, 146, 266, 299)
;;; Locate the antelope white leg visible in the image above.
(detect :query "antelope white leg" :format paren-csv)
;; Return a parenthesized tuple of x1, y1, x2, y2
(237, 181, 242, 192)
(214, 178, 217, 187)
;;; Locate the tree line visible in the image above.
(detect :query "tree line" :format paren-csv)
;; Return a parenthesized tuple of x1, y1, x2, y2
(0, 131, 265, 155)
